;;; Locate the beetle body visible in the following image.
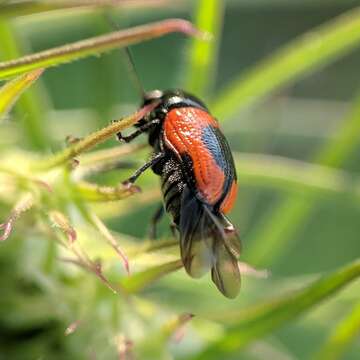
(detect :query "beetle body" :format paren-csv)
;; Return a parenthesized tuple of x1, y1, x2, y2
(120, 89, 241, 298)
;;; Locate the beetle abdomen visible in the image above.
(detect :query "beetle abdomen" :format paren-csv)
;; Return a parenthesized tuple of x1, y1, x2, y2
(160, 155, 185, 225)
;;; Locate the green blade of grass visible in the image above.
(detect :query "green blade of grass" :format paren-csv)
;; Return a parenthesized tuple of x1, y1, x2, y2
(191, 259, 360, 360)
(0, 20, 50, 150)
(121, 260, 182, 294)
(246, 93, 360, 265)
(75, 150, 360, 205)
(314, 300, 360, 360)
(0, 69, 44, 121)
(184, 0, 223, 99)
(0, 19, 202, 80)
(234, 153, 360, 201)
(211, 6, 360, 120)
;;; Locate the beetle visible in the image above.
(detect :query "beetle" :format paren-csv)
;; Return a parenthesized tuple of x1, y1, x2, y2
(117, 89, 241, 298)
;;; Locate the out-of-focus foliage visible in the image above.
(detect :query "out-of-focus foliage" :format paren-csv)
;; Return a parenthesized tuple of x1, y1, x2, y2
(0, 68, 44, 120)
(0, 1, 360, 359)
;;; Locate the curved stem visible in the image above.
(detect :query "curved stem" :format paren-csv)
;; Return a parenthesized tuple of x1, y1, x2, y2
(32, 102, 158, 171)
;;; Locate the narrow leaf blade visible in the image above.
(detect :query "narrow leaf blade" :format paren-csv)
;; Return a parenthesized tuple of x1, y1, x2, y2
(0, 19, 202, 79)
(192, 259, 360, 360)
(212, 6, 360, 120)
(184, 0, 223, 99)
(0, 68, 44, 121)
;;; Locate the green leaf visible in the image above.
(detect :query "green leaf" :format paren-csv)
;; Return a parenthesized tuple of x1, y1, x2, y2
(184, 0, 223, 99)
(211, 6, 360, 120)
(0, 69, 44, 121)
(191, 259, 360, 360)
(121, 260, 182, 294)
(315, 300, 360, 360)
(0, 19, 202, 80)
(246, 93, 360, 265)
(0, 20, 50, 149)
(234, 153, 360, 201)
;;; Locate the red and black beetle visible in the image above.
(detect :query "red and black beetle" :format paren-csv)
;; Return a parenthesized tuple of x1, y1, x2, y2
(118, 89, 241, 298)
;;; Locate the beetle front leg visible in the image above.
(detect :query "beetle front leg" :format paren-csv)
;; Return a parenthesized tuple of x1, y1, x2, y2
(122, 152, 165, 188)
(116, 119, 160, 143)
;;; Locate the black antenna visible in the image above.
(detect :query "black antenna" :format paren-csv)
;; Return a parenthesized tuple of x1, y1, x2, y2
(123, 46, 146, 99)
(103, 12, 146, 99)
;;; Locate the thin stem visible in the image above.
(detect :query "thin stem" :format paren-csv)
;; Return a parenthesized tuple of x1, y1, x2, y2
(0, 0, 173, 18)
(32, 102, 158, 171)
(89, 212, 130, 275)
(0, 193, 34, 241)
(0, 19, 205, 79)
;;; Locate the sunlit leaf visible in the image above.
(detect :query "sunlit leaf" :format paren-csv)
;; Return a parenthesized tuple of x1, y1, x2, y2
(184, 0, 223, 99)
(315, 300, 360, 360)
(0, 20, 49, 149)
(0, 69, 44, 121)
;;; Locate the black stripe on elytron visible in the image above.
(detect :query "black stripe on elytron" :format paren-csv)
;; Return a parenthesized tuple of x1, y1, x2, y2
(200, 125, 228, 171)
(215, 128, 237, 210)
(201, 125, 237, 210)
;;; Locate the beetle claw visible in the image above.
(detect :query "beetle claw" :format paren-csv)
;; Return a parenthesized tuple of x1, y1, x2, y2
(116, 132, 126, 142)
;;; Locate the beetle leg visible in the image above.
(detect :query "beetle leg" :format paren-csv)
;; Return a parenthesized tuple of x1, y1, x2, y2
(148, 204, 164, 239)
(123, 152, 165, 185)
(116, 118, 160, 143)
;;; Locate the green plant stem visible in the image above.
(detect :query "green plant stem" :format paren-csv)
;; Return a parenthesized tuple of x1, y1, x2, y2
(192, 259, 360, 360)
(0, 0, 172, 17)
(0, 20, 50, 149)
(0, 19, 203, 79)
(0, 69, 44, 121)
(245, 94, 360, 265)
(234, 153, 360, 200)
(184, 0, 223, 99)
(211, 6, 360, 120)
(31, 102, 158, 171)
(69, 152, 360, 203)
(74, 181, 139, 202)
(314, 300, 360, 360)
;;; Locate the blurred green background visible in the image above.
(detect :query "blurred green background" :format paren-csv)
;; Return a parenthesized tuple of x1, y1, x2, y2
(1, 0, 360, 359)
